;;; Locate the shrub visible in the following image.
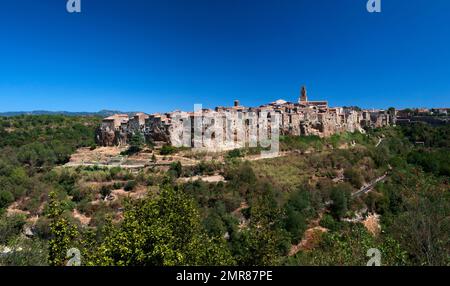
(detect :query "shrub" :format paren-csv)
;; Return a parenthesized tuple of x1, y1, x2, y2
(34, 217, 52, 240)
(204, 212, 226, 237)
(109, 167, 122, 179)
(0, 214, 26, 244)
(100, 185, 112, 199)
(112, 182, 124, 189)
(70, 188, 84, 202)
(0, 190, 14, 209)
(160, 145, 176, 155)
(330, 184, 352, 220)
(319, 214, 339, 231)
(344, 168, 364, 189)
(124, 180, 137, 192)
(227, 149, 243, 159)
(194, 161, 219, 176)
(169, 161, 182, 178)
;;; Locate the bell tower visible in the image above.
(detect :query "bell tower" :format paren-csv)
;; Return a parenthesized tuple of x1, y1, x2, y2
(299, 86, 308, 103)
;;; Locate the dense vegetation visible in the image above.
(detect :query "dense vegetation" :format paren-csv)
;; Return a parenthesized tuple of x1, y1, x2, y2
(0, 115, 448, 266)
(0, 115, 100, 265)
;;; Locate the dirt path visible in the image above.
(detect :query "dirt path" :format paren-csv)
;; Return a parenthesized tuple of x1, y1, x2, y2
(178, 174, 226, 183)
(352, 173, 388, 197)
(72, 209, 91, 226)
(288, 213, 328, 256)
(289, 226, 328, 256)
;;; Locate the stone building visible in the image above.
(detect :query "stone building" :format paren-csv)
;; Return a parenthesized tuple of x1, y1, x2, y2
(96, 114, 129, 146)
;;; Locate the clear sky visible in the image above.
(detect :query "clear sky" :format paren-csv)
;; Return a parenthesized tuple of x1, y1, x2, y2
(0, 0, 449, 113)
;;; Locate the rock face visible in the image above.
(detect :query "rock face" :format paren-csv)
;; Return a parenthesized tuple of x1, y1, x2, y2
(95, 127, 115, 146)
(96, 87, 394, 151)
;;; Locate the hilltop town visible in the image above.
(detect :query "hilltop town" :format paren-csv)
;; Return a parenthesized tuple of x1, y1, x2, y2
(96, 87, 395, 150)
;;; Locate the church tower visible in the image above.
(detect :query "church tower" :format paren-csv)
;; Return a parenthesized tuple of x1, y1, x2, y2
(299, 86, 308, 103)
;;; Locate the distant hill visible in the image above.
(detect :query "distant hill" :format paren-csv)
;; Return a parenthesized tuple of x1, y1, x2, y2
(0, 110, 140, 117)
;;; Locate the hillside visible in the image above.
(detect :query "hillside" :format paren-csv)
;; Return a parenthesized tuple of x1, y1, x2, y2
(0, 115, 449, 266)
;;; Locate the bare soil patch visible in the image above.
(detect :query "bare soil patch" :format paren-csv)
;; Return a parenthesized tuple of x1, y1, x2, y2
(362, 213, 381, 236)
(72, 209, 92, 226)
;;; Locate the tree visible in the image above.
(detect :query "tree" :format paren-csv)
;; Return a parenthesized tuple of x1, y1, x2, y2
(284, 208, 307, 244)
(124, 180, 137, 192)
(390, 196, 450, 265)
(204, 212, 227, 237)
(283, 189, 315, 243)
(226, 161, 257, 197)
(169, 161, 182, 178)
(0, 237, 49, 266)
(100, 185, 112, 199)
(47, 192, 79, 266)
(129, 133, 144, 148)
(0, 190, 14, 210)
(0, 213, 26, 244)
(235, 183, 290, 266)
(286, 224, 408, 266)
(84, 186, 235, 266)
(344, 168, 364, 189)
(122, 134, 144, 155)
(330, 184, 351, 220)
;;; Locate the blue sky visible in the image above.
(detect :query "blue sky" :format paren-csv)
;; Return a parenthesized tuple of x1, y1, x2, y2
(0, 0, 449, 112)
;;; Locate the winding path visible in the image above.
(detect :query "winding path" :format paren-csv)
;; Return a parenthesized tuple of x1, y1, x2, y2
(352, 173, 388, 197)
